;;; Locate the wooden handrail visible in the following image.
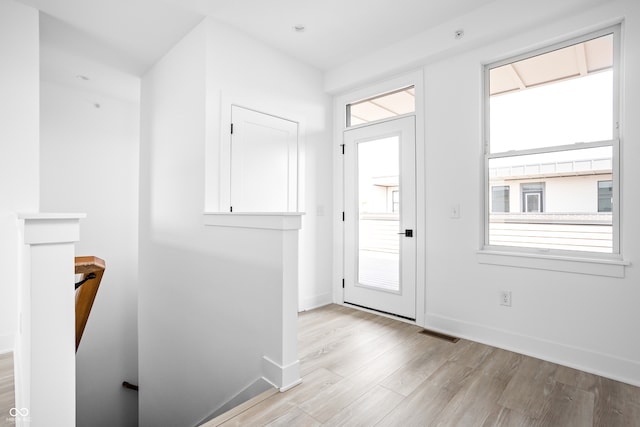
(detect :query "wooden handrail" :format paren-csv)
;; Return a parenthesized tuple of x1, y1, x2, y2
(122, 381, 139, 391)
(75, 256, 105, 351)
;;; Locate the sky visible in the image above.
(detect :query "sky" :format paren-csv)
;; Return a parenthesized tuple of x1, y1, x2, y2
(490, 70, 613, 154)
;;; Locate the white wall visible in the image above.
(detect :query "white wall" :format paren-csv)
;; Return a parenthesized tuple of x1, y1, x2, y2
(203, 19, 334, 311)
(333, 0, 640, 385)
(39, 81, 140, 426)
(0, 0, 39, 352)
(426, 0, 640, 384)
(139, 18, 331, 426)
(546, 175, 611, 212)
(325, 0, 612, 94)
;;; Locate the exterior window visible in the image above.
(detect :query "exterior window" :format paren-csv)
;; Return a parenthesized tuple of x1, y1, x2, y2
(347, 86, 415, 127)
(598, 180, 613, 212)
(521, 183, 544, 213)
(485, 26, 619, 254)
(491, 186, 510, 213)
(391, 189, 399, 213)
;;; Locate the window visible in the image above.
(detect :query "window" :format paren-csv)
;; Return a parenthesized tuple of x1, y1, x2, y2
(485, 26, 619, 254)
(347, 86, 415, 127)
(598, 180, 613, 212)
(391, 189, 400, 213)
(491, 186, 510, 213)
(521, 183, 544, 213)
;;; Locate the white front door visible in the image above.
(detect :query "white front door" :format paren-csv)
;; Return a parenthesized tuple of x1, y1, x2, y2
(343, 116, 416, 320)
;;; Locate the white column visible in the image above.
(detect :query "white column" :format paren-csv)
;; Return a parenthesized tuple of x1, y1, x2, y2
(18, 213, 85, 427)
(275, 223, 303, 391)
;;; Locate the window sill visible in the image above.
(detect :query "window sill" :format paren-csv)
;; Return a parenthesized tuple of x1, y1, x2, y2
(203, 212, 304, 230)
(477, 249, 629, 278)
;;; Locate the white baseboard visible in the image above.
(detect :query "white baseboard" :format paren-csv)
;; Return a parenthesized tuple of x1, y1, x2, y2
(425, 313, 640, 387)
(261, 356, 302, 392)
(299, 293, 332, 312)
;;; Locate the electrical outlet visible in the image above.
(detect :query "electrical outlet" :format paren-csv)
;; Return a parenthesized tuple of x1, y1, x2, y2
(500, 291, 512, 307)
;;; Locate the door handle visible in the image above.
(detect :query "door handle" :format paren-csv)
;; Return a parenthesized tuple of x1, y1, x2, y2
(398, 229, 413, 237)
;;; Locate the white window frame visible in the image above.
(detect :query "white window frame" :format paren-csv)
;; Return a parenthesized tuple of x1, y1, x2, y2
(479, 25, 627, 275)
(521, 183, 545, 213)
(346, 86, 416, 128)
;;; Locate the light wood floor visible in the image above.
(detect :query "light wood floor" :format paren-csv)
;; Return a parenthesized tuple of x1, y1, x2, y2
(0, 352, 15, 427)
(205, 304, 640, 427)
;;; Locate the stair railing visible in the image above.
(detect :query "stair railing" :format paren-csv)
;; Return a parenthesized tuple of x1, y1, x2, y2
(74, 256, 105, 351)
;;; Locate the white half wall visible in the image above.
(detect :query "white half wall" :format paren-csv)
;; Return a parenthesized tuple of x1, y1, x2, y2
(139, 18, 331, 426)
(20, 214, 85, 427)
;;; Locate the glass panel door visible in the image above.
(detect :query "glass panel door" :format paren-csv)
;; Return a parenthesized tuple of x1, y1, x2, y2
(357, 136, 400, 291)
(344, 116, 416, 319)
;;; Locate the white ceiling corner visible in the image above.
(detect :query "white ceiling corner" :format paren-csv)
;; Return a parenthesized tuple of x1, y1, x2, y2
(14, 0, 614, 101)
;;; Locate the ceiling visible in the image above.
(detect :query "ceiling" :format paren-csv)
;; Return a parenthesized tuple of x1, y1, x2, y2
(15, 0, 497, 100)
(170, 0, 497, 71)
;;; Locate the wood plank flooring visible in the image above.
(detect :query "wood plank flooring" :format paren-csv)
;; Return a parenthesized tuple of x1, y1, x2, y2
(204, 304, 640, 427)
(0, 352, 15, 427)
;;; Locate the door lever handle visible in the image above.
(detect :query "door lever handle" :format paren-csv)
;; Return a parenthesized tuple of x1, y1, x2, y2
(398, 229, 413, 237)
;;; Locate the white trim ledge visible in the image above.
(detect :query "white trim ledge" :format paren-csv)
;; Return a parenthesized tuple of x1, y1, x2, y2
(19, 213, 86, 244)
(477, 249, 629, 278)
(203, 212, 304, 230)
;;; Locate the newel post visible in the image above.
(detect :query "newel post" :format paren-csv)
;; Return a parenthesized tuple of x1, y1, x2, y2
(18, 213, 85, 426)
(261, 214, 303, 391)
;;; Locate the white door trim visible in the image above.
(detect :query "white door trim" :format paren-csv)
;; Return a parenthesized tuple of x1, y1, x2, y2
(332, 69, 426, 327)
(343, 116, 417, 319)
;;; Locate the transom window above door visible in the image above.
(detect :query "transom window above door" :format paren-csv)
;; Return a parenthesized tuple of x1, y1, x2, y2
(347, 86, 415, 127)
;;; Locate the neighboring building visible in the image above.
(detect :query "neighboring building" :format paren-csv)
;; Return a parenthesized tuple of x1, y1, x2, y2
(489, 157, 612, 252)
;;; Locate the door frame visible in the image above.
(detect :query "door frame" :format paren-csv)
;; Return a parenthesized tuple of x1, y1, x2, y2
(332, 69, 426, 326)
(343, 116, 417, 319)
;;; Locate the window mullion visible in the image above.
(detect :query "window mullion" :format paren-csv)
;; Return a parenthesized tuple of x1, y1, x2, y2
(489, 139, 615, 159)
